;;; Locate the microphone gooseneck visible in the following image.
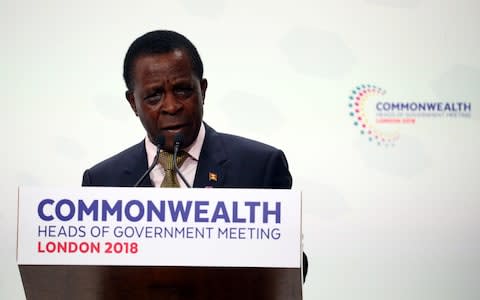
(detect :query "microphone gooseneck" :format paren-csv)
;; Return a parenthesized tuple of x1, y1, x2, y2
(173, 133, 191, 188)
(134, 135, 165, 187)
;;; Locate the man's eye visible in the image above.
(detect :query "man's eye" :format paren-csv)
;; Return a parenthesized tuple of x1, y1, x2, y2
(145, 93, 162, 103)
(174, 87, 193, 97)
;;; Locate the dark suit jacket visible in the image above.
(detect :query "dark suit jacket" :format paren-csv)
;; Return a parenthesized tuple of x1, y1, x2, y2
(82, 123, 307, 280)
(82, 124, 292, 189)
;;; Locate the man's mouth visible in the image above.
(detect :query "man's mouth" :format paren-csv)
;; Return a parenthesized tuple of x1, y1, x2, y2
(161, 124, 187, 132)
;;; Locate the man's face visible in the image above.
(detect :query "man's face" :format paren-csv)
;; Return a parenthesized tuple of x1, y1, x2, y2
(126, 49, 207, 152)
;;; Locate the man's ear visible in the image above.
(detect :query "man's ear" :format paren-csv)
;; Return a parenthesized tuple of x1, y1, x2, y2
(200, 79, 208, 104)
(126, 90, 138, 116)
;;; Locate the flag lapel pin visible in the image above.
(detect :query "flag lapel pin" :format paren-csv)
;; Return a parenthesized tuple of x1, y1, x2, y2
(208, 172, 218, 182)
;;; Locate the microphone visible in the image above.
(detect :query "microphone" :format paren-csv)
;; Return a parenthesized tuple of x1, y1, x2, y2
(134, 135, 165, 187)
(173, 133, 191, 188)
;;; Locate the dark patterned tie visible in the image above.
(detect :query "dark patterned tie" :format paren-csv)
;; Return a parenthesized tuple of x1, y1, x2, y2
(158, 151, 189, 187)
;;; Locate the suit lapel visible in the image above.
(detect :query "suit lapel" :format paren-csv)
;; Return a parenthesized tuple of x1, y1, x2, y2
(124, 127, 227, 188)
(122, 140, 153, 187)
(193, 124, 229, 188)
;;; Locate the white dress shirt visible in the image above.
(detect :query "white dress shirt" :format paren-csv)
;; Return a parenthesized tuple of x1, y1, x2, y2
(145, 123, 205, 187)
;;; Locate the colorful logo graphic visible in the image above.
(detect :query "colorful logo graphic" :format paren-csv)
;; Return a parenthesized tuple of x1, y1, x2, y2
(349, 84, 399, 147)
(349, 84, 472, 146)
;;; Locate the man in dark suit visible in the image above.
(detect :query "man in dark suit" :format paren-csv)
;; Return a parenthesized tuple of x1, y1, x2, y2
(82, 29, 292, 190)
(82, 123, 292, 188)
(82, 30, 306, 279)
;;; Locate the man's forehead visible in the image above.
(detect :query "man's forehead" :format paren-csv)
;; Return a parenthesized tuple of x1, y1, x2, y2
(133, 51, 193, 76)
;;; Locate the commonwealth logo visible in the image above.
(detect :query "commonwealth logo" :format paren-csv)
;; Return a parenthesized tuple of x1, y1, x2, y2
(348, 84, 471, 147)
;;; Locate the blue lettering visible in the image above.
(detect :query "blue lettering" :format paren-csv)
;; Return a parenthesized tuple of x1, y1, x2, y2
(427, 103, 436, 111)
(244, 202, 261, 222)
(263, 202, 281, 224)
(211, 201, 230, 223)
(35, 198, 286, 224)
(195, 201, 209, 222)
(169, 201, 192, 221)
(125, 200, 144, 221)
(391, 103, 400, 111)
(101, 200, 122, 221)
(232, 202, 246, 223)
(147, 201, 165, 221)
(55, 199, 75, 221)
(38, 199, 54, 221)
(78, 200, 98, 221)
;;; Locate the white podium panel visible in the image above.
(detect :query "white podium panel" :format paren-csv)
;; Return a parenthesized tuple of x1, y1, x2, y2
(17, 187, 302, 268)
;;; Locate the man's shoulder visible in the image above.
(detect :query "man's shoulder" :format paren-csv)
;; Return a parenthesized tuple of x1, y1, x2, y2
(208, 128, 289, 170)
(203, 125, 291, 188)
(86, 140, 145, 173)
(82, 140, 146, 187)
(224, 133, 280, 152)
(210, 128, 282, 155)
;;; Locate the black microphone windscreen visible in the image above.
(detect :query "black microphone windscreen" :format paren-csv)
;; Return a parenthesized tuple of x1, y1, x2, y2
(174, 133, 184, 147)
(155, 135, 165, 148)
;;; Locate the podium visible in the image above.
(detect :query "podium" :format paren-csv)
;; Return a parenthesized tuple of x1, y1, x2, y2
(17, 187, 303, 299)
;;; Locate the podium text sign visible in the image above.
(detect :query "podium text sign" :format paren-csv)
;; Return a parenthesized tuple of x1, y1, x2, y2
(17, 187, 303, 299)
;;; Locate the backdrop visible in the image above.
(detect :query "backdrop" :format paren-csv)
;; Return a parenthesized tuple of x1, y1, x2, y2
(1, 0, 479, 299)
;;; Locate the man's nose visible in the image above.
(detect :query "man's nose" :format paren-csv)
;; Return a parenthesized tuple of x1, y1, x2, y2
(161, 92, 182, 114)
